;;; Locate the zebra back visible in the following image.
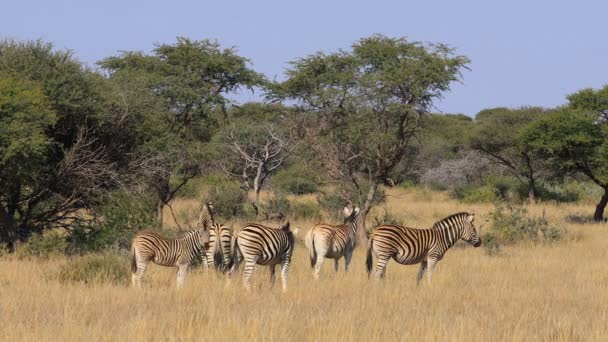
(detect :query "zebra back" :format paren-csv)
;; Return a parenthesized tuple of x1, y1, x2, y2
(233, 221, 295, 266)
(132, 228, 210, 267)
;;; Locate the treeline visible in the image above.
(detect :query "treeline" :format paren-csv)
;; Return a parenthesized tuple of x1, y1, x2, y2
(0, 36, 606, 252)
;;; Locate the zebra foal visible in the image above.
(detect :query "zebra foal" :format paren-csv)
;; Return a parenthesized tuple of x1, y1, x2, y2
(366, 212, 482, 284)
(228, 222, 297, 292)
(305, 203, 360, 279)
(129, 203, 213, 288)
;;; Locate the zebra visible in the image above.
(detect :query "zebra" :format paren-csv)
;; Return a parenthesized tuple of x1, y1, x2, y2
(203, 223, 232, 272)
(228, 221, 297, 292)
(129, 203, 213, 288)
(305, 203, 360, 279)
(365, 212, 482, 284)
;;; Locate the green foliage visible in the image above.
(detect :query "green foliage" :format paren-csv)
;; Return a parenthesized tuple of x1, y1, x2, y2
(67, 191, 156, 254)
(290, 202, 323, 220)
(451, 184, 500, 203)
(57, 253, 129, 285)
(264, 194, 291, 215)
(14, 231, 67, 259)
(272, 162, 319, 195)
(482, 204, 563, 255)
(372, 207, 404, 227)
(207, 182, 247, 220)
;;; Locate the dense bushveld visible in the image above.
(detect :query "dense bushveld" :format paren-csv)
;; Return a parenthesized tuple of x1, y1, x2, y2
(1, 187, 607, 341)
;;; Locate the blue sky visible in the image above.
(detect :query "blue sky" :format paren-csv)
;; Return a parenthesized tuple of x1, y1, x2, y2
(1, 0, 606, 116)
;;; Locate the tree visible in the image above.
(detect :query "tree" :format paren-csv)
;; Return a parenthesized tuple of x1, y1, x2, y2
(275, 35, 470, 243)
(215, 105, 294, 215)
(98, 37, 264, 225)
(471, 107, 549, 202)
(525, 86, 608, 221)
(0, 41, 118, 250)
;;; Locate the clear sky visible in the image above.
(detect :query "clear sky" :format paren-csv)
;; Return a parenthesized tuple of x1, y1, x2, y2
(1, 0, 606, 116)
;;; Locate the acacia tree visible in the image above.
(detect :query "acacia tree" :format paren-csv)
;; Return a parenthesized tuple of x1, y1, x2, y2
(0, 41, 118, 250)
(275, 35, 470, 243)
(216, 116, 292, 216)
(99, 38, 264, 225)
(471, 107, 549, 202)
(525, 86, 608, 221)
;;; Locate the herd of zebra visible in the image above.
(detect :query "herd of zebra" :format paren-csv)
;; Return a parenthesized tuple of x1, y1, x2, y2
(130, 201, 482, 291)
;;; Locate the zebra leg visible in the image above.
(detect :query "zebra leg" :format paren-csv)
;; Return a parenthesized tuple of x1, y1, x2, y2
(280, 257, 291, 293)
(242, 257, 257, 291)
(334, 258, 339, 273)
(132, 261, 148, 288)
(176, 264, 188, 288)
(426, 258, 437, 285)
(344, 250, 353, 272)
(313, 255, 325, 280)
(269, 264, 276, 288)
(416, 260, 428, 285)
(374, 253, 392, 280)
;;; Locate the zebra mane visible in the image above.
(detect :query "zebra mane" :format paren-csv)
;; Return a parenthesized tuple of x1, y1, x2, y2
(431, 212, 471, 230)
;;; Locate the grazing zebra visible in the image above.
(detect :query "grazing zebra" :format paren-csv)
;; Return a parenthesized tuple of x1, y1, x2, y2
(228, 222, 297, 292)
(130, 228, 210, 288)
(366, 212, 482, 284)
(203, 223, 232, 272)
(305, 203, 360, 279)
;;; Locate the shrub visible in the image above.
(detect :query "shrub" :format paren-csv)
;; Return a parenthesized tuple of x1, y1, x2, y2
(15, 231, 67, 259)
(272, 163, 319, 195)
(482, 204, 563, 255)
(290, 202, 322, 220)
(372, 207, 404, 227)
(263, 194, 291, 216)
(207, 181, 246, 220)
(173, 176, 206, 199)
(57, 253, 129, 285)
(451, 184, 500, 203)
(67, 190, 156, 254)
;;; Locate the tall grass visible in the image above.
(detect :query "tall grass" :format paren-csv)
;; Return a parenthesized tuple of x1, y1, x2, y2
(1, 187, 606, 341)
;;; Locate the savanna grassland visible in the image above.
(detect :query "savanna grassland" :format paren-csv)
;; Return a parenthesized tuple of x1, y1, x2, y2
(1, 187, 607, 341)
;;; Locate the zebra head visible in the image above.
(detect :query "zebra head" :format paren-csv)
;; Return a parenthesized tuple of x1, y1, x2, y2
(343, 202, 360, 223)
(462, 214, 482, 247)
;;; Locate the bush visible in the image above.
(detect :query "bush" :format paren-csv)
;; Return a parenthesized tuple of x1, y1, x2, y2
(290, 202, 322, 220)
(372, 207, 404, 227)
(272, 163, 319, 195)
(15, 231, 67, 259)
(451, 184, 500, 203)
(67, 190, 156, 254)
(173, 176, 206, 199)
(482, 204, 563, 255)
(207, 181, 247, 220)
(57, 253, 129, 285)
(263, 194, 291, 215)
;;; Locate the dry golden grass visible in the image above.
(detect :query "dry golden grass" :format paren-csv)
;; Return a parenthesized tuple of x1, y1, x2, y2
(1, 187, 608, 341)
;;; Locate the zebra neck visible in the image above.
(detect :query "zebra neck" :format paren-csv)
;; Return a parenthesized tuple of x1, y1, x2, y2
(437, 226, 461, 249)
(346, 220, 358, 239)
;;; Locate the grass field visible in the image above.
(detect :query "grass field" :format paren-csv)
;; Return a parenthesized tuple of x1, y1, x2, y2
(1, 188, 607, 341)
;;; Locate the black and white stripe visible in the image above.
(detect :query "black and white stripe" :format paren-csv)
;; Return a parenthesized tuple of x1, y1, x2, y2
(203, 223, 232, 272)
(130, 228, 210, 288)
(305, 204, 359, 279)
(366, 212, 481, 284)
(228, 222, 296, 292)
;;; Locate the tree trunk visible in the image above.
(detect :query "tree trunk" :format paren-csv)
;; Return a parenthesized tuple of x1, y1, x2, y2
(527, 177, 536, 203)
(0, 205, 18, 251)
(356, 181, 379, 246)
(157, 201, 164, 228)
(593, 188, 608, 222)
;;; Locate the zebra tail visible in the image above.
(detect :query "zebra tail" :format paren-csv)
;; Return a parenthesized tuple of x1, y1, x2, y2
(304, 229, 316, 268)
(227, 235, 239, 271)
(213, 245, 224, 272)
(365, 236, 373, 277)
(130, 243, 137, 274)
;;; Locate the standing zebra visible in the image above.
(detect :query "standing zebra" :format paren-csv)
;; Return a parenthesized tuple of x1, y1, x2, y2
(129, 203, 213, 288)
(366, 212, 482, 284)
(203, 223, 232, 272)
(228, 222, 297, 292)
(305, 203, 360, 279)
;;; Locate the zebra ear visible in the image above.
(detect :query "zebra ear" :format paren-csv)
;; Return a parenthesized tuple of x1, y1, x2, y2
(354, 207, 360, 215)
(467, 214, 475, 223)
(343, 206, 352, 218)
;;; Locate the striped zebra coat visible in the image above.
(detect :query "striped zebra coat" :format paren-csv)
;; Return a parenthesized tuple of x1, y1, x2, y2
(203, 223, 232, 272)
(129, 203, 214, 288)
(130, 228, 210, 288)
(228, 222, 297, 292)
(305, 205, 360, 279)
(366, 212, 482, 284)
